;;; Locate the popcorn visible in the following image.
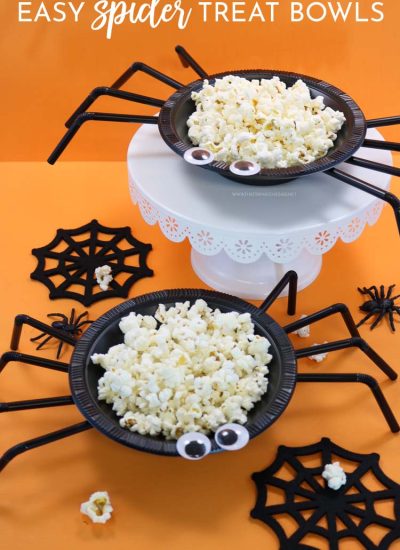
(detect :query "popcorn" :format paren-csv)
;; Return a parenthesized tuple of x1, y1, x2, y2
(294, 314, 310, 338)
(309, 342, 329, 363)
(187, 75, 345, 169)
(93, 300, 272, 439)
(322, 462, 347, 490)
(80, 491, 113, 524)
(95, 265, 113, 291)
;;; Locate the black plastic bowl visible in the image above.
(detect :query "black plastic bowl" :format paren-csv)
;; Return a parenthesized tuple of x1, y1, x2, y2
(158, 69, 366, 185)
(70, 289, 297, 457)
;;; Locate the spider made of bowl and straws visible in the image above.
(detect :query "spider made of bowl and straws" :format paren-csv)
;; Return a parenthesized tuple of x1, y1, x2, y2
(48, 45, 400, 234)
(357, 285, 400, 332)
(1, 271, 399, 473)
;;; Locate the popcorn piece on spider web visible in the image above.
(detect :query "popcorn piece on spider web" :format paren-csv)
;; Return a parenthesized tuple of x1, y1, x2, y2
(95, 265, 113, 291)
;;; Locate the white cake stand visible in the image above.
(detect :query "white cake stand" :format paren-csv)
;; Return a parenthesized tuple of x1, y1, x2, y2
(127, 126, 392, 299)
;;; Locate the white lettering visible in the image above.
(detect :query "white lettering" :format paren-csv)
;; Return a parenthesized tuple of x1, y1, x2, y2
(19, 1, 85, 23)
(18, 2, 32, 22)
(92, 1, 109, 31)
(291, 2, 304, 22)
(34, 3, 52, 22)
(307, 2, 327, 23)
(92, 0, 191, 39)
(199, 1, 212, 22)
(355, 1, 368, 22)
(53, 2, 67, 22)
(265, 2, 279, 22)
(371, 1, 384, 22)
(249, 2, 265, 22)
(16, 0, 385, 29)
(69, 1, 85, 21)
(215, 2, 229, 22)
(232, 2, 246, 23)
(327, 1, 352, 22)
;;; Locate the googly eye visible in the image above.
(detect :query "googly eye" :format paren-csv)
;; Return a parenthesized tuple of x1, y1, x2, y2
(184, 147, 214, 165)
(229, 160, 261, 176)
(215, 423, 250, 451)
(177, 432, 211, 460)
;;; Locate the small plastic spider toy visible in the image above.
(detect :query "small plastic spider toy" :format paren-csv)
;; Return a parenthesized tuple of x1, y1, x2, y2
(31, 309, 92, 358)
(357, 285, 400, 331)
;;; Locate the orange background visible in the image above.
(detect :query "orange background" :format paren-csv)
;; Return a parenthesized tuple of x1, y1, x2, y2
(1, 1, 400, 549)
(1, 1, 400, 161)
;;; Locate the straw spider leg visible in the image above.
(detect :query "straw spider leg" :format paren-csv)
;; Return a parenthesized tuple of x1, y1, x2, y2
(327, 168, 400, 235)
(0, 310, 92, 373)
(110, 44, 208, 89)
(285, 303, 397, 380)
(1, 313, 74, 408)
(255, 271, 398, 432)
(65, 89, 165, 128)
(175, 45, 209, 79)
(297, 373, 399, 433)
(258, 270, 298, 316)
(48, 45, 210, 164)
(0, 312, 74, 375)
(11, 313, 76, 350)
(64, 50, 190, 126)
(0, 379, 89, 473)
(364, 116, 400, 152)
(281, 296, 399, 432)
(0, 312, 94, 472)
(337, 115, 400, 234)
(48, 112, 159, 165)
(0, 351, 69, 375)
(345, 157, 400, 177)
(0, 422, 92, 473)
(111, 59, 184, 91)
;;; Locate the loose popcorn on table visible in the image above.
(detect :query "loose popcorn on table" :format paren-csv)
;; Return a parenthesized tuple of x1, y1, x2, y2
(95, 265, 113, 291)
(187, 75, 345, 169)
(294, 314, 310, 338)
(92, 300, 273, 439)
(80, 491, 113, 524)
(322, 462, 347, 491)
(309, 342, 328, 363)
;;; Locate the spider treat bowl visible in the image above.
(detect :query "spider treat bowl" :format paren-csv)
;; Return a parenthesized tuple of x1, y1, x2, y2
(48, 45, 376, 186)
(1, 273, 398, 469)
(48, 65, 366, 185)
(157, 70, 366, 185)
(68, 284, 400, 458)
(70, 288, 296, 457)
(48, 46, 400, 230)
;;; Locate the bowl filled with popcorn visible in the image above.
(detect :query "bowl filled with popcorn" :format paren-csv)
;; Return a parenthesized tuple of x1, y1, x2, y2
(50, 46, 370, 186)
(158, 69, 365, 185)
(70, 288, 296, 459)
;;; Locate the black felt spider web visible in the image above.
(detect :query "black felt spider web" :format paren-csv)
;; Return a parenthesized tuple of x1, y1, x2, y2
(251, 438, 400, 550)
(31, 219, 153, 306)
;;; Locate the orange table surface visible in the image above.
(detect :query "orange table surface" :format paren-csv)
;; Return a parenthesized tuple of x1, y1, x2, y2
(0, 160, 400, 550)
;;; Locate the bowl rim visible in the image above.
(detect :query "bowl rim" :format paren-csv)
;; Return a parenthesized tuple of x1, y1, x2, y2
(69, 288, 297, 457)
(158, 69, 367, 183)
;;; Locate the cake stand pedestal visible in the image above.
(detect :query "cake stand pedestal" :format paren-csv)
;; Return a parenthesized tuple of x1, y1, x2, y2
(127, 126, 392, 299)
